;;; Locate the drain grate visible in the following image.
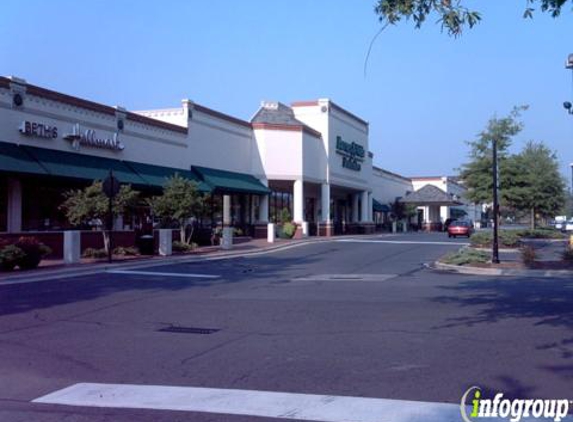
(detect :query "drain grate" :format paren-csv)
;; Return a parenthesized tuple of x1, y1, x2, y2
(158, 326, 220, 335)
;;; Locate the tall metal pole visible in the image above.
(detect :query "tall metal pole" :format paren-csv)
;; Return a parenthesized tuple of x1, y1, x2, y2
(108, 170, 113, 264)
(492, 138, 500, 264)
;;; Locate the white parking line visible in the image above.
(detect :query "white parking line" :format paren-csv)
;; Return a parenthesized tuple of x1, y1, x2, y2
(33, 383, 469, 422)
(106, 270, 220, 279)
(336, 239, 469, 246)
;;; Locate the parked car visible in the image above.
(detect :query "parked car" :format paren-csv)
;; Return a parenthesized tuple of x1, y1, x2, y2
(443, 218, 457, 231)
(447, 220, 474, 238)
(564, 220, 573, 232)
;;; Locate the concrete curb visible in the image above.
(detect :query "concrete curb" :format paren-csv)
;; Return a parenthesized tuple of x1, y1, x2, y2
(0, 236, 346, 285)
(432, 261, 573, 278)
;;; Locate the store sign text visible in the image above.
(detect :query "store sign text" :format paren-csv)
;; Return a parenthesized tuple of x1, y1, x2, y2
(19, 121, 58, 139)
(336, 136, 364, 171)
(63, 123, 125, 152)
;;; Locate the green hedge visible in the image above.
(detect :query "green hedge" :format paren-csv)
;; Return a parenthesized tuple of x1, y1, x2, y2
(441, 248, 490, 266)
(470, 231, 521, 248)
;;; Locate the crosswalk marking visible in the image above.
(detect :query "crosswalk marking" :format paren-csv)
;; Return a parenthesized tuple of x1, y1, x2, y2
(34, 382, 480, 422)
(106, 270, 220, 279)
(336, 239, 469, 246)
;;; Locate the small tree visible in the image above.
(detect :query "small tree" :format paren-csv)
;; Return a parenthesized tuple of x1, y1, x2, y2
(459, 106, 527, 206)
(60, 181, 139, 253)
(147, 174, 203, 245)
(390, 199, 417, 221)
(511, 141, 566, 228)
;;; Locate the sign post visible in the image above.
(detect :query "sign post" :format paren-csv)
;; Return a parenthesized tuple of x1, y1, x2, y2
(102, 170, 120, 263)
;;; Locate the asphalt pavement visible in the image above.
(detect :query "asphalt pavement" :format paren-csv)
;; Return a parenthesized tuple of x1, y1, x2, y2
(1, 233, 572, 421)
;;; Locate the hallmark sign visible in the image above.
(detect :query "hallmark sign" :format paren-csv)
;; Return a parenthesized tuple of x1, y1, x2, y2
(335, 135, 365, 171)
(63, 124, 125, 152)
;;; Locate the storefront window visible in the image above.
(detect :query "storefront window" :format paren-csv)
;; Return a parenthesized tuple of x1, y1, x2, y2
(270, 190, 292, 223)
(22, 177, 75, 231)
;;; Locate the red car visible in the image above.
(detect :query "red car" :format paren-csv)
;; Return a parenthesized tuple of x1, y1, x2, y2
(447, 220, 474, 238)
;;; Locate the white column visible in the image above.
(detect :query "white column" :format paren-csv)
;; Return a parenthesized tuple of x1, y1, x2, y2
(63, 231, 81, 264)
(360, 191, 369, 222)
(321, 183, 330, 222)
(158, 229, 172, 256)
(258, 194, 269, 223)
(7, 177, 22, 233)
(293, 179, 304, 223)
(222, 194, 233, 250)
(352, 193, 359, 223)
(440, 205, 450, 223)
(223, 195, 231, 226)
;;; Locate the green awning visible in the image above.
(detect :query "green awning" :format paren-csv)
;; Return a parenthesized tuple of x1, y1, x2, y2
(125, 161, 211, 192)
(0, 142, 48, 175)
(21, 146, 146, 185)
(192, 166, 270, 195)
(373, 199, 390, 212)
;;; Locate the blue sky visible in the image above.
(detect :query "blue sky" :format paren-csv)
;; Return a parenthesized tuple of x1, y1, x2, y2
(1, 1, 572, 181)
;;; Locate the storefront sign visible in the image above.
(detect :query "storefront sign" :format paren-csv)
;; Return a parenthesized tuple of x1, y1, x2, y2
(335, 135, 364, 171)
(19, 121, 58, 139)
(63, 123, 125, 152)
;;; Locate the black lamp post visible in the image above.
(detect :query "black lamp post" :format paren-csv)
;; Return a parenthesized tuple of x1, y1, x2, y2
(492, 137, 500, 264)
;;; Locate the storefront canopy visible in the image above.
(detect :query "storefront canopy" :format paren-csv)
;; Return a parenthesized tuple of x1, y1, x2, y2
(21, 145, 146, 185)
(399, 184, 463, 206)
(192, 166, 270, 195)
(0, 142, 48, 176)
(124, 161, 211, 192)
(373, 198, 390, 213)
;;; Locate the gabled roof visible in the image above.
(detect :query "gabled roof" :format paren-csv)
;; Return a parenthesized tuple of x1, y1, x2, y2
(400, 184, 463, 206)
(251, 102, 322, 138)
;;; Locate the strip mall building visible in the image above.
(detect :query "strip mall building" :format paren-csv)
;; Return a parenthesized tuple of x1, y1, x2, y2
(0, 76, 481, 252)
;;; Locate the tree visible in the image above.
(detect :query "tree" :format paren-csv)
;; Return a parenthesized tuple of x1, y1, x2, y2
(60, 181, 139, 253)
(511, 141, 566, 228)
(390, 198, 418, 221)
(374, 0, 570, 36)
(147, 174, 204, 245)
(459, 106, 527, 206)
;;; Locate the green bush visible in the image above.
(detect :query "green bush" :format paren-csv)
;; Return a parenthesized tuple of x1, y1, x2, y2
(0, 245, 25, 271)
(441, 248, 490, 266)
(172, 241, 198, 252)
(82, 247, 108, 259)
(279, 208, 292, 224)
(562, 246, 573, 262)
(470, 231, 521, 248)
(112, 246, 139, 256)
(516, 228, 564, 239)
(520, 245, 537, 267)
(233, 227, 244, 236)
(282, 222, 296, 238)
(15, 237, 51, 270)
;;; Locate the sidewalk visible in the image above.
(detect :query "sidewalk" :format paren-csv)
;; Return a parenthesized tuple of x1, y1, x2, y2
(0, 235, 343, 285)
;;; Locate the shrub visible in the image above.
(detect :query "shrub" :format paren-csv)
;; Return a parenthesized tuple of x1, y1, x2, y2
(112, 246, 139, 256)
(15, 237, 52, 270)
(282, 222, 296, 238)
(517, 228, 564, 239)
(470, 231, 521, 248)
(233, 227, 244, 237)
(172, 241, 198, 253)
(82, 247, 108, 259)
(563, 246, 573, 262)
(0, 245, 25, 271)
(520, 245, 537, 267)
(441, 248, 490, 266)
(279, 208, 292, 224)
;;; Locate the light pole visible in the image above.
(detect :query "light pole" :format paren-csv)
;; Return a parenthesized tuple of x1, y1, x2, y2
(492, 137, 500, 264)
